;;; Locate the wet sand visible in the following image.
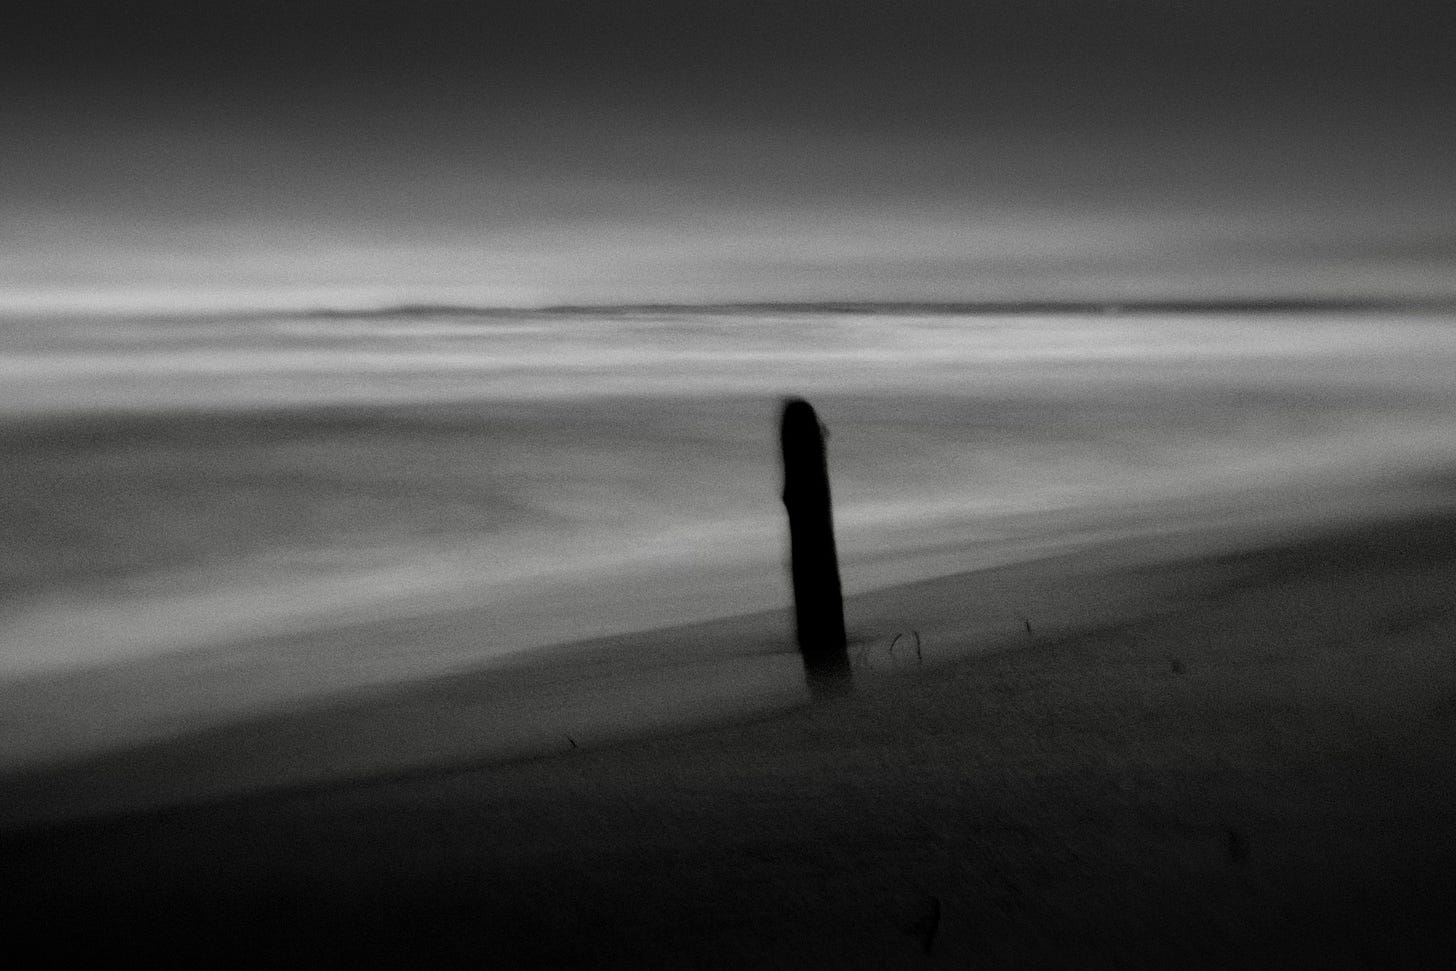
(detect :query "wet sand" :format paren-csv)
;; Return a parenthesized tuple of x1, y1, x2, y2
(2, 509, 1455, 966)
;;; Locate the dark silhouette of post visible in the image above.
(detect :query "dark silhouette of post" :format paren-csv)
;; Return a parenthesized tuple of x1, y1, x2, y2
(780, 398, 851, 698)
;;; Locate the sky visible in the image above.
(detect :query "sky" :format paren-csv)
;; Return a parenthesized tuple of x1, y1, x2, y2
(5, 1, 1456, 312)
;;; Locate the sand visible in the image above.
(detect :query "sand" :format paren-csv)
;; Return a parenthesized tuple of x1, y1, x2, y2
(2, 509, 1455, 966)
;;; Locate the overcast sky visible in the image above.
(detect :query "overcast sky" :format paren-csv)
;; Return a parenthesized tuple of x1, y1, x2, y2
(5, 1, 1456, 311)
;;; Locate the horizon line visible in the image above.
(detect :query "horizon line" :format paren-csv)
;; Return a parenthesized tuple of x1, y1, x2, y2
(294, 296, 1456, 320)
(7, 295, 1456, 323)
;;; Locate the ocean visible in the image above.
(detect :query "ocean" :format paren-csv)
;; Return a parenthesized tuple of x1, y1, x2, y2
(2, 305, 1455, 762)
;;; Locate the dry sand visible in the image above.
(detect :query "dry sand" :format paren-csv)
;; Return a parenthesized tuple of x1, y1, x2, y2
(2, 509, 1455, 966)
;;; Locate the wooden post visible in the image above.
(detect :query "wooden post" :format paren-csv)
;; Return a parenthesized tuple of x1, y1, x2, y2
(780, 397, 851, 698)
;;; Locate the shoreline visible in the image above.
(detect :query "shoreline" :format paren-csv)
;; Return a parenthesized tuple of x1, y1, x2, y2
(3, 500, 1452, 828)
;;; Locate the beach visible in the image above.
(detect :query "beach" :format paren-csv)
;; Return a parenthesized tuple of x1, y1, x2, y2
(10, 0, 1456, 961)
(3, 504, 1455, 966)
(3, 306, 1456, 964)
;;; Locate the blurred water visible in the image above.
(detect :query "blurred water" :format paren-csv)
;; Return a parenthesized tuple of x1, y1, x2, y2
(2, 306, 1455, 688)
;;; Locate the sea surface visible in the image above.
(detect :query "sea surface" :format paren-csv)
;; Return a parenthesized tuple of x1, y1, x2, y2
(2, 305, 1455, 757)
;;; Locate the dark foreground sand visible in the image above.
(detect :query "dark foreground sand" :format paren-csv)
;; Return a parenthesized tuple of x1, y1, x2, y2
(2, 511, 1455, 967)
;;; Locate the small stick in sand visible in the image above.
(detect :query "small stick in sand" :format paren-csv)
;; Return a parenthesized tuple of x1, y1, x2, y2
(780, 397, 852, 699)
